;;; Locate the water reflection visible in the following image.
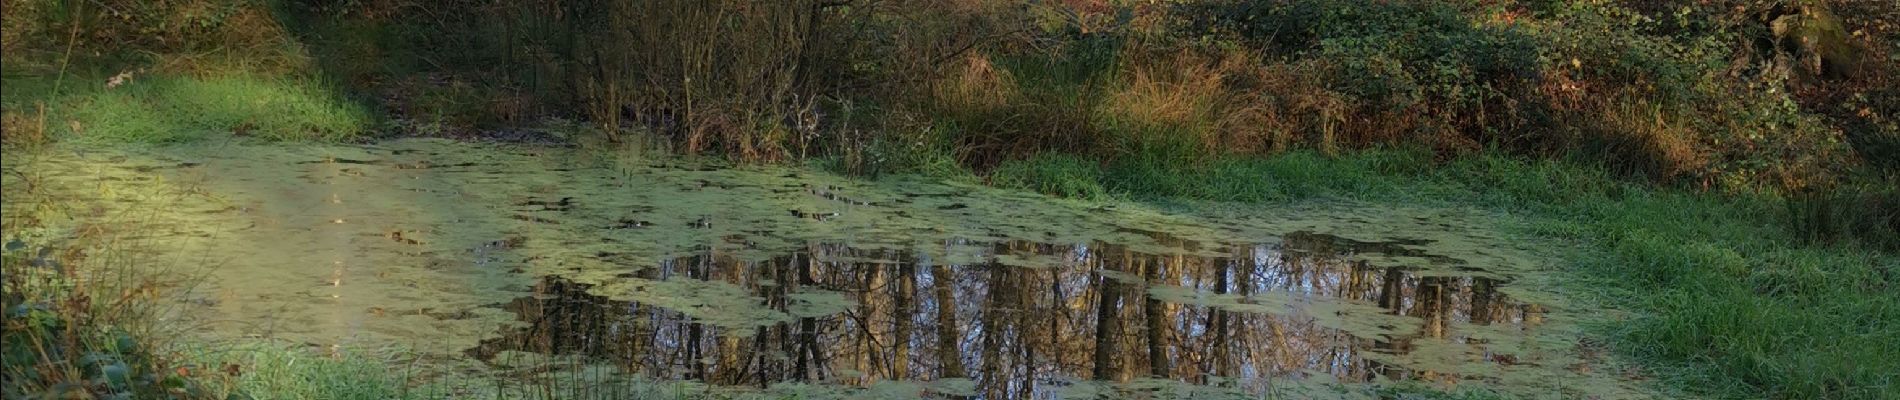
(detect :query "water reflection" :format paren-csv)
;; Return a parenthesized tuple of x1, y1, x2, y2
(5, 139, 1632, 398)
(467, 233, 1542, 397)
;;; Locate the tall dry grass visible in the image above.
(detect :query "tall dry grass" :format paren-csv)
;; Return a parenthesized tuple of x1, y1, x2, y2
(1577, 97, 1710, 182)
(1098, 50, 1228, 150)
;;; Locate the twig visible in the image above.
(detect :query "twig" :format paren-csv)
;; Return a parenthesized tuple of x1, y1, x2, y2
(930, 27, 1037, 67)
(52, 0, 85, 97)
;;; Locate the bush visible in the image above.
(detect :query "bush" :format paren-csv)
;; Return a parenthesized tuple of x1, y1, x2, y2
(1184, 0, 1544, 145)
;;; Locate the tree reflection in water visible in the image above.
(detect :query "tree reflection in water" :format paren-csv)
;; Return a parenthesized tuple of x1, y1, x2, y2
(467, 232, 1542, 398)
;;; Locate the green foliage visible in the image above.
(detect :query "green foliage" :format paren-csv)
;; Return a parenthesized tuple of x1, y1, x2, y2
(1534, 3, 1714, 105)
(997, 34, 1125, 92)
(5, 0, 1873, 193)
(930, 39, 1122, 169)
(1187, 0, 1544, 132)
(1839, 87, 1900, 172)
(1174, 0, 1864, 188)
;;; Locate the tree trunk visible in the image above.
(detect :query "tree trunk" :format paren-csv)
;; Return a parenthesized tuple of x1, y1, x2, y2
(1378, 266, 1405, 312)
(1018, 270, 1037, 399)
(1144, 255, 1172, 378)
(794, 251, 826, 381)
(893, 260, 915, 380)
(1092, 251, 1124, 380)
(932, 262, 966, 378)
(687, 256, 710, 381)
(1471, 278, 1496, 325)
(1212, 258, 1231, 379)
(1417, 277, 1447, 338)
(980, 263, 1005, 397)
(861, 262, 886, 381)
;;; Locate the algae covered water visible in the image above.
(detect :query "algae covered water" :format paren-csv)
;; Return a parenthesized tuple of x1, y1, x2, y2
(1, 139, 1648, 398)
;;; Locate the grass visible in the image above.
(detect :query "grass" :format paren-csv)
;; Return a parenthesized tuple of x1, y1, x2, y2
(1563, 196, 1896, 398)
(990, 153, 1109, 199)
(200, 342, 418, 400)
(1375, 383, 1509, 400)
(2, 73, 373, 144)
(989, 147, 1899, 399)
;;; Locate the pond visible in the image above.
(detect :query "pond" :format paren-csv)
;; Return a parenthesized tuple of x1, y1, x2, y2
(0, 139, 1646, 399)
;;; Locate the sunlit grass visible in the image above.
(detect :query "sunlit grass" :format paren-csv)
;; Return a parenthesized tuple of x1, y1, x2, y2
(189, 342, 420, 400)
(6, 74, 372, 144)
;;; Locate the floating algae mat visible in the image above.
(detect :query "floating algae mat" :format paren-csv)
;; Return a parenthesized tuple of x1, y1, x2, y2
(0, 139, 1651, 398)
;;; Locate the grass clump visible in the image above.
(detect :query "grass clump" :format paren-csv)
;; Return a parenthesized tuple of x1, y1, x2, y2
(203, 342, 418, 400)
(1785, 180, 1900, 251)
(990, 153, 1107, 199)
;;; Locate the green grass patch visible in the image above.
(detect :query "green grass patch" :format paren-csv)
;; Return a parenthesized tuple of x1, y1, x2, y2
(1374, 383, 1510, 400)
(1307, 156, 1896, 399)
(990, 153, 1108, 199)
(1094, 147, 1433, 202)
(1551, 191, 1898, 398)
(199, 343, 419, 400)
(6, 74, 372, 143)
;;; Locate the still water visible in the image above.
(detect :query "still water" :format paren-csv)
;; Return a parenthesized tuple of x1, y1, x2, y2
(1, 139, 1643, 398)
